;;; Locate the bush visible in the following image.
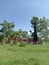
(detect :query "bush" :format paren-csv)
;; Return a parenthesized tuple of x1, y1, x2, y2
(13, 40, 17, 44)
(19, 42, 26, 47)
(10, 43, 13, 46)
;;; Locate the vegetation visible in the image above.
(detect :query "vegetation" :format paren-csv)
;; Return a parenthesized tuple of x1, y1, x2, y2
(0, 16, 49, 65)
(0, 17, 49, 44)
(30, 16, 49, 43)
(0, 20, 15, 44)
(18, 42, 26, 47)
(31, 17, 38, 44)
(0, 43, 48, 65)
(0, 21, 28, 44)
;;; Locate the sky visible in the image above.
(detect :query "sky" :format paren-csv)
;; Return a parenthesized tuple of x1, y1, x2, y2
(0, 0, 49, 32)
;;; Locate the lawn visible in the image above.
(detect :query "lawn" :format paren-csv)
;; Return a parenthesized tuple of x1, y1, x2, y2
(0, 43, 49, 65)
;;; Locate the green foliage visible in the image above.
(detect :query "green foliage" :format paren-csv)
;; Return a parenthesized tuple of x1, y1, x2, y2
(31, 17, 38, 43)
(0, 20, 15, 37)
(18, 42, 26, 47)
(22, 31, 28, 38)
(0, 20, 15, 44)
(12, 31, 21, 38)
(13, 40, 17, 44)
(30, 16, 49, 43)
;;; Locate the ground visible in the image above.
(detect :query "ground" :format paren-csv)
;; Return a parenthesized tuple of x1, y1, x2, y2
(0, 43, 49, 65)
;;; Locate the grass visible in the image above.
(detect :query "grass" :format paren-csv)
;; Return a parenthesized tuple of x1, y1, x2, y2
(0, 43, 49, 65)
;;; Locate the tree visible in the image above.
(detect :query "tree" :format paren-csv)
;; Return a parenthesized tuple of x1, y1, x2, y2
(31, 17, 39, 44)
(38, 17, 48, 42)
(30, 16, 49, 43)
(22, 31, 28, 38)
(0, 20, 14, 37)
(0, 20, 15, 43)
(12, 31, 21, 38)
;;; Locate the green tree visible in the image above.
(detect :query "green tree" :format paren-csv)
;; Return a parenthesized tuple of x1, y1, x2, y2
(12, 31, 21, 38)
(22, 31, 28, 38)
(31, 17, 39, 44)
(31, 16, 49, 43)
(0, 20, 14, 37)
(38, 17, 48, 42)
(0, 20, 15, 43)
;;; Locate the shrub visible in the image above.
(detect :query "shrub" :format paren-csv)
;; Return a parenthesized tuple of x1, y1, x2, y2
(13, 40, 17, 44)
(10, 43, 13, 46)
(19, 42, 26, 47)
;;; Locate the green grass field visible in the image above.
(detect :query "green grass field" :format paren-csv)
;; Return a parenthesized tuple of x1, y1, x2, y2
(0, 43, 49, 65)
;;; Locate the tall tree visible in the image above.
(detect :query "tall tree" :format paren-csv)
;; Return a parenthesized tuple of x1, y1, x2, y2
(31, 16, 49, 43)
(31, 17, 39, 44)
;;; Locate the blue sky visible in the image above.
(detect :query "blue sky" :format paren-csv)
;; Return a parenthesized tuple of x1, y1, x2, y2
(0, 0, 49, 32)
